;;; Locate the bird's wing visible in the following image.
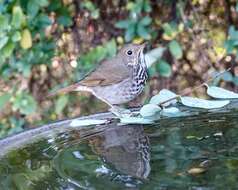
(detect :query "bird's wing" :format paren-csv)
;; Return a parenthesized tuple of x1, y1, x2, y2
(79, 58, 131, 87)
(47, 58, 130, 98)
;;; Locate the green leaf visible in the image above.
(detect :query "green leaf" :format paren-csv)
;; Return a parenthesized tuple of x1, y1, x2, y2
(12, 92, 37, 115)
(221, 72, 233, 82)
(137, 24, 150, 39)
(55, 95, 68, 114)
(145, 46, 165, 67)
(104, 39, 117, 57)
(125, 24, 136, 42)
(162, 22, 177, 37)
(140, 104, 161, 117)
(168, 40, 183, 59)
(0, 15, 9, 31)
(139, 16, 152, 26)
(0, 93, 11, 109)
(0, 36, 8, 49)
(57, 15, 73, 27)
(11, 6, 24, 29)
(180, 96, 230, 109)
(233, 76, 238, 86)
(37, 0, 49, 7)
(115, 20, 130, 29)
(228, 26, 238, 40)
(2, 41, 15, 58)
(27, 1, 40, 18)
(70, 119, 107, 127)
(206, 86, 238, 99)
(143, 0, 152, 12)
(150, 89, 177, 106)
(156, 60, 172, 77)
(11, 31, 21, 42)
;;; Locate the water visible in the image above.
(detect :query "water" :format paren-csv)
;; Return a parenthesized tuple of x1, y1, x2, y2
(1, 110, 238, 190)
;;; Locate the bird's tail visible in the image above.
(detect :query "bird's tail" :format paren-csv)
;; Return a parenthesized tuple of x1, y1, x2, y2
(47, 83, 91, 98)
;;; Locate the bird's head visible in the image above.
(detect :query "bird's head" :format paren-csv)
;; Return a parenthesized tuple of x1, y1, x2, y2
(118, 43, 146, 68)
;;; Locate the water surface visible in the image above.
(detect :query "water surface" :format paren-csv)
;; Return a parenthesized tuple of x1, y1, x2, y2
(1, 110, 238, 189)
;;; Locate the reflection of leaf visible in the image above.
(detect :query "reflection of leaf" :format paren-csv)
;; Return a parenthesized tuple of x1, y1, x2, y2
(55, 95, 68, 114)
(206, 86, 238, 99)
(70, 119, 107, 127)
(120, 117, 154, 124)
(168, 40, 183, 59)
(140, 104, 161, 117)
(180, 96, 230, 109)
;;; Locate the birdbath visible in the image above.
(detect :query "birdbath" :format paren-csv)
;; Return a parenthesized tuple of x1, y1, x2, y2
(1, 104, 238, 189)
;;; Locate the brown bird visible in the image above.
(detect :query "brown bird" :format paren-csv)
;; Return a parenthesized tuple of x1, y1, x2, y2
(48, 43, 148, 114)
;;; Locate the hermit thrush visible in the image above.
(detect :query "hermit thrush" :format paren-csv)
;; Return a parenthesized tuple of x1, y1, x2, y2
(48, 43, 148, 112)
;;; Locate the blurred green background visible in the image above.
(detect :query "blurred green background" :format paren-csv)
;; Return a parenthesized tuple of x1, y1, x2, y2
(0, 0, 238, 138)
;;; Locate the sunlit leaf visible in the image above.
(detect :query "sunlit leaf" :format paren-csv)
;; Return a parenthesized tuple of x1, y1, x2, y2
(180, 96, 230, 109)
(150, 89, 177, 106)
(145, 46, 165, 67)
(120, 117, 154, 124)
(55, 95, 69, 114)
(11, 6, 24, 29)
(20, 29, 32, 49)
(206, 86, 238, 99)
(140, 103, 161, 117)
(156, 59, 172, 77)
(168, 40, 183, 59)
(70, 119, 107, 127)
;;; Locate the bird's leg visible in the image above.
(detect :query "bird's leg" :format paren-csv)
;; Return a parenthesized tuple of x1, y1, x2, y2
(109, 105, 132, 117)
(94, 96, 131, 117)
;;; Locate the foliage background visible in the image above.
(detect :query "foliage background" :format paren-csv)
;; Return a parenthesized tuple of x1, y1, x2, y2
(0, 0, 238, 138)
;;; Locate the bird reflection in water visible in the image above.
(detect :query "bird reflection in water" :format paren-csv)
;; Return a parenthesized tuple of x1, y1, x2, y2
(88, 125, 151, 179)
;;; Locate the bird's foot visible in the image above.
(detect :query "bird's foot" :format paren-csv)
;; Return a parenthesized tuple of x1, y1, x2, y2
(109, 106, 133, 118)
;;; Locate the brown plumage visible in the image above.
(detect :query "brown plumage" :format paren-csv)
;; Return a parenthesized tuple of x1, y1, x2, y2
(48, 43, 148, 108)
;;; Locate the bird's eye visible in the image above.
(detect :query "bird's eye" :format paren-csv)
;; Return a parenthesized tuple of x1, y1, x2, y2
(127, 50, 133, 55)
